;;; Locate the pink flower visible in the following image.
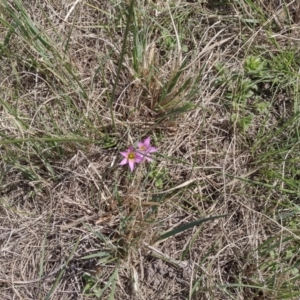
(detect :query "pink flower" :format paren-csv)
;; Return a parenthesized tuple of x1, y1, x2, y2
(119, 146, 143, 171)
(137, 137, 158, 162)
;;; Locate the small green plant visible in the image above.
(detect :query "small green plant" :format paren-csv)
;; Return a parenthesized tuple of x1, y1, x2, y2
(80, 226, 119, 299)
(244, 55, 266, 78)
(254, 232, 300, 299)
(148, 163, 167, 189)
(82, 267, 119, 299)
(215, 55, 274, 132)
(128, 4, 200, 120)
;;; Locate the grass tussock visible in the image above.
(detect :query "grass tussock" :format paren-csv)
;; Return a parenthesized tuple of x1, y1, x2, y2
(1, 0, 300, 299)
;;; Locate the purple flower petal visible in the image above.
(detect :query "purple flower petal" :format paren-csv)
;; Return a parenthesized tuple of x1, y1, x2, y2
(128, 145, 135, 151)
(148, 147, 157, 153)
(128, 159, 135, 171)
(144, 156, 153, 162)
(119, 158, 128, 166)
(120, 151, 129, 157)
(143, 137, 151, 147)
(135, 154, 143, 163)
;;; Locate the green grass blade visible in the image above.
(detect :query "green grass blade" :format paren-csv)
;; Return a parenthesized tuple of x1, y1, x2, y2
(94, 267, 119, 299)
(82, 252, 111, 260)
(108, 267, 118, 300)
(157, 215, 227, 241)
(110, 0, 135, 130)
(0, 137, 100, 145)
(45, 238, 80, 300)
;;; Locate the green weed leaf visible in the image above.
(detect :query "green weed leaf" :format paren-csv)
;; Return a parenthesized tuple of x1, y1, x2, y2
(157, 215, 227, 241)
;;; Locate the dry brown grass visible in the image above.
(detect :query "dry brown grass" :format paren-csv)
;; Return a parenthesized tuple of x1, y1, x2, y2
(1, 0, 300, 299)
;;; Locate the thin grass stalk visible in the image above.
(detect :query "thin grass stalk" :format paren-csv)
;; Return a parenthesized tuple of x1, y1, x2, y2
(110, 0, 135, 131)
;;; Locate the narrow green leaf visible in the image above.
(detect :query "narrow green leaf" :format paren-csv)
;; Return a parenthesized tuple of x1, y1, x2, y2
(108, 268, 118, 300)
(95, 267, 119, 299)
(220, 283, 270, 290)
(39, 214, 52, 278)
(45, 238, 80, 300)
(157, 215, 227, 241)
(110, 0, 135, 130)
(82, 252, 110, 260)
(0, 137, 100, 145)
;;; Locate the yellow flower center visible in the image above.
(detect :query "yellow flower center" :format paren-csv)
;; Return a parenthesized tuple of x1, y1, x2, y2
(140, 145, 146, 151)
(128, 152, 135, 160)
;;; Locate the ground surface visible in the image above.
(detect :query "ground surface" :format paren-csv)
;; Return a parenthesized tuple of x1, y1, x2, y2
(1, 0, 300, 299)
